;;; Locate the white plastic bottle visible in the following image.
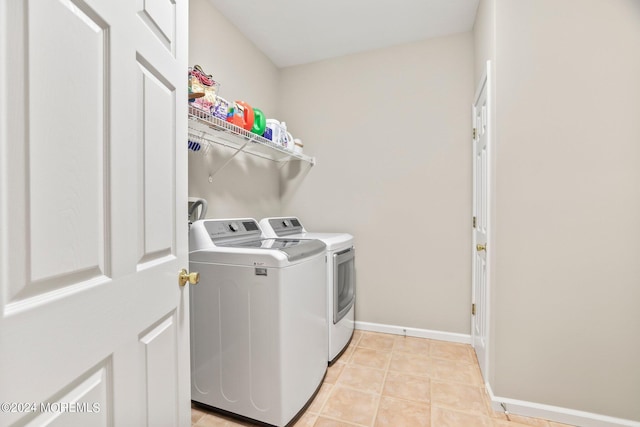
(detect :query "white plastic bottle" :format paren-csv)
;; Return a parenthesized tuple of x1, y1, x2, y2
(280, 121, 294, 150)
(280, 121, 288, 148)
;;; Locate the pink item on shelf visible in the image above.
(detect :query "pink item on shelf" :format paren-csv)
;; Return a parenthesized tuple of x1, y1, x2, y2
(189, 65, 219, 112)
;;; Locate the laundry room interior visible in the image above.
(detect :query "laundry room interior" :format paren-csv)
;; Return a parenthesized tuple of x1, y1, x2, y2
(1, 0, 639, 426)
(186, 1, 639, 426)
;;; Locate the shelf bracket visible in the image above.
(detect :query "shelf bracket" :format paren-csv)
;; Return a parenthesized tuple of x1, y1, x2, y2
(207, 136, 256, 181)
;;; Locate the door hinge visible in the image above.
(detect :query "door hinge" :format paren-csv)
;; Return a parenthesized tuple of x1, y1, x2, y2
(472, 216, 477, 228)
(473, 128, 477, 140)
(472, 303, 476, 316)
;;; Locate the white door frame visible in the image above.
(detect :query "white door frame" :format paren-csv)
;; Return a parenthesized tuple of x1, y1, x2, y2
(471, 60, 492, 382)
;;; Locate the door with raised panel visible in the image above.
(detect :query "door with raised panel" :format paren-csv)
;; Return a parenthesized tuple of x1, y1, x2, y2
(0, 0, 189, 425)
(471, 61, 491, 382)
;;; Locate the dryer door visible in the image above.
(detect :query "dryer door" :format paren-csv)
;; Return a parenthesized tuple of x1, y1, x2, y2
(333, 247, 355, 324)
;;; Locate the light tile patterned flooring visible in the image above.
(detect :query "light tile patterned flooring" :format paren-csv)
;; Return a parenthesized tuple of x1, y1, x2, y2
(191, 330, 574, 427)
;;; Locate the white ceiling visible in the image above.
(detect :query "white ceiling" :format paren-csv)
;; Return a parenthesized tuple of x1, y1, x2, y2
(208, 0, 481, 68)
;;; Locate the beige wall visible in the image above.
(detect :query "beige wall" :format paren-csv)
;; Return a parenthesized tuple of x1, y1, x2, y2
(278, 33, 475, 333)
(475, 0, 640, 420)
(188, 0, 282, 219)
(473, 0, 495, 84)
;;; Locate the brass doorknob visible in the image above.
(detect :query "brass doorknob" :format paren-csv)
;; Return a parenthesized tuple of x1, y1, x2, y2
(178, 269, 199, 286)
(476, 243, 487, 252)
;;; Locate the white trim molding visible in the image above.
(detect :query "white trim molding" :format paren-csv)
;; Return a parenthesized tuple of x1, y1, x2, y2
(486, 384, 640, 427)
(354, 321, 471, 344)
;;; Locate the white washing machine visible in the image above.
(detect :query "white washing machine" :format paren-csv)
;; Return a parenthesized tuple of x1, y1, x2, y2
(189, 218, 327, 427)
(259, 217, 355, 364)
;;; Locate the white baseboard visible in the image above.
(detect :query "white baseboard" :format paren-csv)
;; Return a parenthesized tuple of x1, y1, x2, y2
(354, 321, 471, 344)
(486, 383, 640, 427)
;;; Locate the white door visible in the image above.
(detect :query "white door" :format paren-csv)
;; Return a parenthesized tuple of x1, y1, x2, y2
(471, 61, 491, 381)
(0, 0, 189, 425)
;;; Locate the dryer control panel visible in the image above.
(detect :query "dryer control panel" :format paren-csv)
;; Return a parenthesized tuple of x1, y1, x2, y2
(203, 219, 262, 243)
(268, 217, 304, 236)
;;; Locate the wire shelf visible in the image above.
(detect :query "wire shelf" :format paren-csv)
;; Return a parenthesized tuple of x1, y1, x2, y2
(187, 106, 315, 165)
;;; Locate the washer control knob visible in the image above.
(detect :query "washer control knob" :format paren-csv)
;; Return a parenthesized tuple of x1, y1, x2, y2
(229, 222, 239, 232)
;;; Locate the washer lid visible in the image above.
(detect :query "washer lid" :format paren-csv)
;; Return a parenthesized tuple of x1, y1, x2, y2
(217, 238, 326, 261)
